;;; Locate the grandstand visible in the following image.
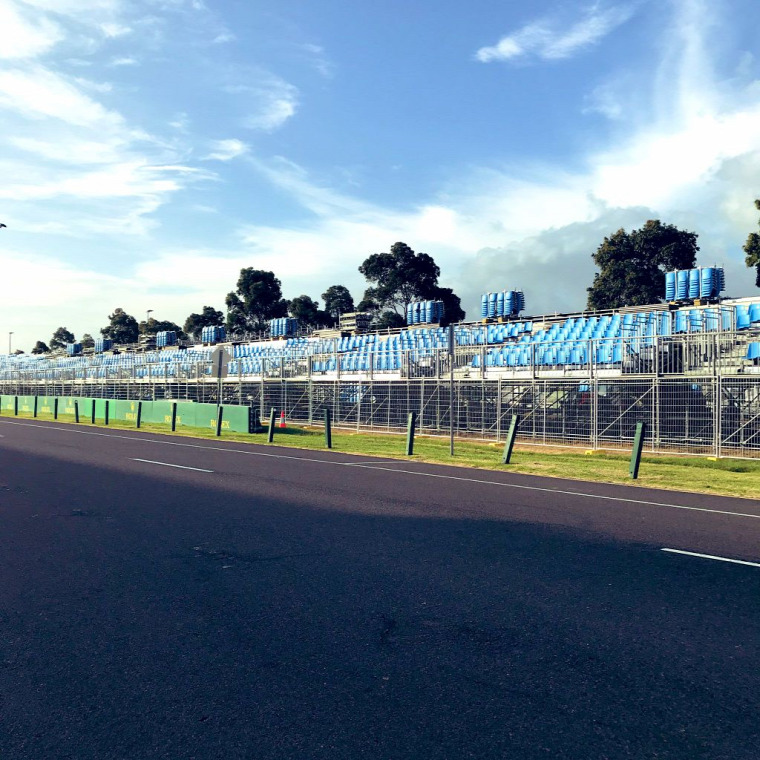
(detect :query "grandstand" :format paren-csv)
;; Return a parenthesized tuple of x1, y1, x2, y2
(1, 288, 760, 458)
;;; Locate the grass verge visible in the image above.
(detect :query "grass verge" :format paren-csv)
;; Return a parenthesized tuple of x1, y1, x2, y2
(3, 410, 759, 500)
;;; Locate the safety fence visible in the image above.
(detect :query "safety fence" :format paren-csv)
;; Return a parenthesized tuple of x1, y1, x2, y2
(2, 376, 759, 459)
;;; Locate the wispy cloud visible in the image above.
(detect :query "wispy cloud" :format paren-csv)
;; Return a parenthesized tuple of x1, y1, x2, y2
(202, 138, 249, 161)
(109, 56, 139, 66)
(476, 3, 635, 63)
(301, 43, 334, 78)
(224, 75, 299, 131)
(0, 2, 63, 59)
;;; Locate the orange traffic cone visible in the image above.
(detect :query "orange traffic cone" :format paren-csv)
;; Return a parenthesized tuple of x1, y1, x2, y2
(279, 411, 286, 429)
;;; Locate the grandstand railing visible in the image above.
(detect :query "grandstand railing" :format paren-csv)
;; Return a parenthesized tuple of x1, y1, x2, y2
(2, 331, 759, 384)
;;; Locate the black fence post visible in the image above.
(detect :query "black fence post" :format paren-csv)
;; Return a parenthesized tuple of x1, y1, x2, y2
(406, 412, 417, 456)
(53, 398, 58, 420)
(74, 401, 80, 423)
(136, 401, 142, 428)
(502, 414, 520, 464)
(324, 408, 332, 449)
(171, 402, 178, 432)
(630, 421, 646, 479)
(267, 407, 276, 443)
(216, 406, 224, 437)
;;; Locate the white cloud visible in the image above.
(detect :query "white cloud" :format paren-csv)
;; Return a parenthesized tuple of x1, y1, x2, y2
(0, 66, 124, 127)
(244, 98, 297, 130)
(0, 3, 63, 59)
(225, 75, 299, 131)
(100, 22, 132, 38)
(202, 138, 249, 161)
(301, 43, 334, 78)
(476, 4, 635, 63)
(109, 56, 138, 66)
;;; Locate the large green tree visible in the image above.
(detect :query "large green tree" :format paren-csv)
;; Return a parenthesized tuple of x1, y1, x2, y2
(743, 199, 760, 288)
(358, 241, 465, 326)
(49, 326, 75, 350)
(139, 317, 186, 339)
(81, 333, 95, 349)
(100, 308, 139, 344)
(587, 220, 699, 310)
(321, 285, 354, 321)
(288, 295, 322, 327)
(184, 306, 224, 338)
(31, 340, 49, 354)
(225, 269, 289, 333)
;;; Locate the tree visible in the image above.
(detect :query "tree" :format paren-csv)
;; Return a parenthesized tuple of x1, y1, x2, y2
(429, 286, 465, 327)
(12, 349, 24, 355)
(184, 306, 224, 339)
(587, 220, 699, 310)
(358, 242, 441, 318)
(81, 333, 94, 349)
(375, 311, 407, 330)
(321, 285, 354, 321)
(139, 318, 185, 339)
(100, 308, 139, 344)
(288, 295, 322, 327)
(225, 269, 289, 333)
(49, 327, 75, 350)
(358, 242, 466, 326)
(743, 199, 760, 288)
(31, 340, 49, 354)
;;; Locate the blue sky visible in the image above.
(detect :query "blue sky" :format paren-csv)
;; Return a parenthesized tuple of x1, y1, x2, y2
(2, 0, 760, 350)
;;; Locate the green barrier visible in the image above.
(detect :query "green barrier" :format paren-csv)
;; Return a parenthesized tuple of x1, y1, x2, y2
(38, 396, 57, 417)
(140, 401, 175, 426)
(175, 401, 198, 429)
(17, 395, 35, 414)
(223, 404, 253, 434)
(1, 394, 255, 435)
(59, 398, 78, 418)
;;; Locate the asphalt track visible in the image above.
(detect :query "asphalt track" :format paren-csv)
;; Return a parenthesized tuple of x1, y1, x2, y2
(1, 418, 759, 759)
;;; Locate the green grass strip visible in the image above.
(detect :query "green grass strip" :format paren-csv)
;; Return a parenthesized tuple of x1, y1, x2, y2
(3, 408, 759, 500)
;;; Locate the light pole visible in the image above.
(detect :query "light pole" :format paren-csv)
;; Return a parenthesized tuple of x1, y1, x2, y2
(146, 309, 153, 325)
(8, 331, 13, 354)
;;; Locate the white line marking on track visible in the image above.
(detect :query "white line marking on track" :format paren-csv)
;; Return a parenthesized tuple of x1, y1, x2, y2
(132, 458, 214, 473)
(3, 419, 760, 521)
(662, 548, 760, 568)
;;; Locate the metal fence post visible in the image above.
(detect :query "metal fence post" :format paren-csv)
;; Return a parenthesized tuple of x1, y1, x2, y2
(630, 421, 646, 478)
(324, 407, 332, 449)
(406, 411, 416, 455)
(267, 407, 276, 443)
(502, 413, 520, 464)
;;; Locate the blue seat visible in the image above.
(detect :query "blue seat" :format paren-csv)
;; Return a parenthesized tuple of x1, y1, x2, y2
(747, 343, 760, 360)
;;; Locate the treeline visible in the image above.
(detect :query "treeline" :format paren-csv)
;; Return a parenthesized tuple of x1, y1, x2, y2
(31, 241, 465, 353)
